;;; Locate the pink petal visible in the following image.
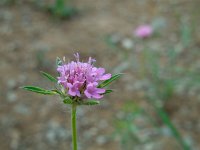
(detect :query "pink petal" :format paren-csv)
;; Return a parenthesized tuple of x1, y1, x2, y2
(92, 93, 103, 99)
(84, 90, 92, 98)
(96, 88, 105, 94)
(99, 73, 111, 80)
(68, 89, 76, 96)
(97, 68, 105, 75)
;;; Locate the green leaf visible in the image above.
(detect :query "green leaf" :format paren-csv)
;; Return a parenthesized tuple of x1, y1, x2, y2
(63, 98, 73, 104)
(51, 89, 63, 96)
(98, 73, 122, 88)
(155, 106, 190, 150)
(81, 100, 100, 105)
(103, 89, 113, 95)
(21, 86, 57, 95)
(40, 71, 57, 82)
(56, 57, 62, 66)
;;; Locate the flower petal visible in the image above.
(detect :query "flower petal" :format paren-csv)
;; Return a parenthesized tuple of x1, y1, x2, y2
(99, 73, 111, 80)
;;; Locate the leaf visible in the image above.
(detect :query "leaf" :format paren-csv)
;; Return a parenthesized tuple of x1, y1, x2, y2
(40, 71, 57, 82)
(56, 57, 62, 66)
(155, 106, 190, 150)
(98, 73, 122, 88)
(21, 86, 57, 95)
(51, 89, 63, 96)
(103, 89, 113, 95)
(63, 98, 73, 104)
(81, 100, 100, 105)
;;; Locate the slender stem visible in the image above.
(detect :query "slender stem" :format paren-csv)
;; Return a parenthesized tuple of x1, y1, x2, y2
(71, 104, 77, 150)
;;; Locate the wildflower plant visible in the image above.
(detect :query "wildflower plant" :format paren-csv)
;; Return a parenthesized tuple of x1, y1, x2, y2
(134, 24, 153, 38)
(105, 21, 193, 149)
(21, 53, 121, 150)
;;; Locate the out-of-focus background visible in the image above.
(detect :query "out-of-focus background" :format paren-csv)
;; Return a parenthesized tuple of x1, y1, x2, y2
(1, 0, 200, 150)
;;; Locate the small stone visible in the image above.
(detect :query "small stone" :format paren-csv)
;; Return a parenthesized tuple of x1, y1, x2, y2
(10, 129, 20, 150)
(7, 79, 17, 89)
(46, 130, 56, 144)
(18, 74, 27, 83)
(98, 120, 108, 129)
(121, 38, 134, 49)
(7, 92, 17, 102)
(46, 121, 70, 144)
(160, 126, 172, 136)
(83, 127, 97, 139)
(14, 104, 31, 115)
(0, 10, 13, 22)
(96, 135, 107, 145)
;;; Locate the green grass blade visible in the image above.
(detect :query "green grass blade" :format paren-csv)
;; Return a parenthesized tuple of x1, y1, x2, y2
(40, 71, 57, 83)
(155, 106, 190, 150)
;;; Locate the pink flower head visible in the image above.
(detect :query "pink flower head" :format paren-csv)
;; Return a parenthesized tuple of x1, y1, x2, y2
(134, 24, 153, 38)
(57, 53, 111, 100)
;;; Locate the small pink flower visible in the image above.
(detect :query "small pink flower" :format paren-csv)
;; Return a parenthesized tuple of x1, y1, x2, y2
(84, 82, 105, 99)
(134, 25, 153, 38)
(57, 53, 111, 100)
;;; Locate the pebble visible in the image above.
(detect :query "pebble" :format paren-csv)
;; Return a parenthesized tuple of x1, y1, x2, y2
(160, 126, 173, 136)
(18, 74, 27, 84)
(83, 127, 97, 140)
(46, 121, 70, 144)
(98, 120, 108, 129)
(14, 104, 31, 115)
(10, 129, 20, 150)
(0, 10, 13, 22)
(121, 38, 134, 49)
(7, 79, 17, 90)
(96, 135, 107, 145)
(7, 91, 17, 102)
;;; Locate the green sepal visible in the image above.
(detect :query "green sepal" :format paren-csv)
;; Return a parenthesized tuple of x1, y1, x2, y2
(103, 89, 113, 95)
(56, 57, 62, 66)
(81, 100, 100, 105)
(40, 71, 57, 83)
(98, 73, 122, 88)
(63, 98, 73, 104)
(21, 86, 57, 95)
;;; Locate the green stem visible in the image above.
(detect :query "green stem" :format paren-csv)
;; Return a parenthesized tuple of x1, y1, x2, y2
(71, 104, 77, 150)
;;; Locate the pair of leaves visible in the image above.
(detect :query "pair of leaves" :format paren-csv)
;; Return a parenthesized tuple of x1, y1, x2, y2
(21, 71, 58, 95)
(22, 71, 122, 106)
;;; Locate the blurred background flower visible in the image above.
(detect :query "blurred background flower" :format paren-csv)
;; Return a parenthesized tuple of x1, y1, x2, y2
(134, 24, 153, 38)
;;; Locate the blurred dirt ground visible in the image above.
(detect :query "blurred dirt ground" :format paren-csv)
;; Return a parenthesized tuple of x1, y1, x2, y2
(0, 0, 200, 150)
